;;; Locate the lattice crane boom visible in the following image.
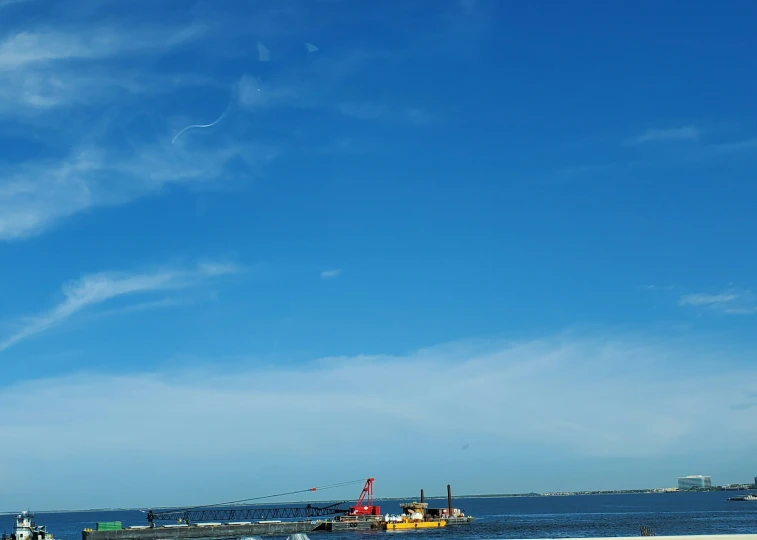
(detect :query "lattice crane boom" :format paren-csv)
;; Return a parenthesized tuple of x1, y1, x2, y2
(146, 503, 348, 524)
(347, 478, 380, 516)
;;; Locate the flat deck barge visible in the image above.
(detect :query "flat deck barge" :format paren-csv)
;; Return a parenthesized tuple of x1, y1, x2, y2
(83, 520, 345, 540)
(83, 517, 380, 540)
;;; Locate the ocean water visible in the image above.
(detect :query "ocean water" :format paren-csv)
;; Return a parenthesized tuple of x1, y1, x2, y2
(4, 491, 757, 540)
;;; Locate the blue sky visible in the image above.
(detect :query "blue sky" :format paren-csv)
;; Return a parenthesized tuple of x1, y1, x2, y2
(1, 0, 757, 510)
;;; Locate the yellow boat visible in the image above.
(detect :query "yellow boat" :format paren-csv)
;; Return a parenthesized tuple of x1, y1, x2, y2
(382, 502, 448, 530)
(383, 520, 447, 530)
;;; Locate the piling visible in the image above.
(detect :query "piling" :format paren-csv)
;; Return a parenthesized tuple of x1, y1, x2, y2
(447, 485, 452, 517)
(420, 489, 425, 504)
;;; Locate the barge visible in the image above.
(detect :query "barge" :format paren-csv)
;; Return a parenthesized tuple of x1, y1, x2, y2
(81, 479, 471, 540)
(84, 521, 325, 540)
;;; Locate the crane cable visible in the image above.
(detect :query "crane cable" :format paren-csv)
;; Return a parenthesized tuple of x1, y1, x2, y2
(152, 479, 366, 512)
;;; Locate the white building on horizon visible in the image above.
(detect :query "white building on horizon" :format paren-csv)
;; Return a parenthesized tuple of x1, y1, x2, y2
(678, 475, 712, 490)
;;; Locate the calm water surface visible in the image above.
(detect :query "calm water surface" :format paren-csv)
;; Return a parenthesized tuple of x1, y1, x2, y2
(4, 492, 757, 540)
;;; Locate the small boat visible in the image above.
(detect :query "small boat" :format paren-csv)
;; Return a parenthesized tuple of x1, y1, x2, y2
(2, 511, 55, 540)
(728, 494, 757, 501)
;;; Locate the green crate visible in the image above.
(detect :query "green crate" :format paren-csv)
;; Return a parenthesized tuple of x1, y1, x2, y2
(96, 522, 123, 531)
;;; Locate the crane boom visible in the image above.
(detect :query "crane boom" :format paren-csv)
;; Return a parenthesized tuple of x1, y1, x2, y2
(347, 478, 380, 516)
(146, 503, 348, 524)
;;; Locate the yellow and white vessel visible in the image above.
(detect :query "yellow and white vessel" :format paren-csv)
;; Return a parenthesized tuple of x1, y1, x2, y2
(381, 502, 448, 531)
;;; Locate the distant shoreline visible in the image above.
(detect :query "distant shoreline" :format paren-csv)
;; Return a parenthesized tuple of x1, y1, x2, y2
(4, 486, 755, 515)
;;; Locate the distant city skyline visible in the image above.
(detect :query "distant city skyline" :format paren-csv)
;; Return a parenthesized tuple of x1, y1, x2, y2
(1, 0, 757, 511)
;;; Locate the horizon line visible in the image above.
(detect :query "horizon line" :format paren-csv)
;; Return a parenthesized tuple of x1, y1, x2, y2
(3, 486, 734, 516)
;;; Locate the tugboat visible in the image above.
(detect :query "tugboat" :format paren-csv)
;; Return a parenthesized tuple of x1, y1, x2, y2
(2, 512, 55, 540)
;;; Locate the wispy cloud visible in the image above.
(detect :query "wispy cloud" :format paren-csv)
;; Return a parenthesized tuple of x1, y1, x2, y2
(0, 67, 216, 115)
(0, 26, 206, 70)
(630, 126, 700, 144)
(336, 102, 386, 121)
(559, 124, 757, 180)
(0, 23, 208, 116)
(235, 73, 429, 128)
(679, 292, 740, 306)
(711, 138, 757, 154)
(0, 262, 240, 352)
(0, 140, 276, 241)
(678, 289, 756, 315)
(640, 284, 674, 292)
(236, 75, 303, 110)
(0, 0, 31, 8)
(320, 269, 342, 279)
(0, 333, 755, 508)
(0, 2, 476, 245)
(234, 47, 431, 127)
(0, 20, 266, 240)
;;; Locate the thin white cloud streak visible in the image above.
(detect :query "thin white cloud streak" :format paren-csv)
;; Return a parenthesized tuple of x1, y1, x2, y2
(0, 69, 219, 115)
(257, 42, 271, 62)
(0, 140, 277, 241)
(0, 26, 206, 70)
(234, 50, 430, 125)
(84, 297, 186, 322)
(712, 138, 757, 154)
(0, 334, 756, 508)
(640, 284, 674, 292)
(679, 292, 740, 306)
(0, 25, 208, 114)
(678, 289, 756, 315)
(0, 263, 240, 352)
(0, 0, 31, 7)
(236, 75, 304, 110)
(631, 126, 700, 144)
(336, 102, 386, 121)
(320, 269, 342, 279)
(239, 75, 405, 118)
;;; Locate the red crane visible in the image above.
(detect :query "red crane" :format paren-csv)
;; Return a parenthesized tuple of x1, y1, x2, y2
(348, 478, 380, 516)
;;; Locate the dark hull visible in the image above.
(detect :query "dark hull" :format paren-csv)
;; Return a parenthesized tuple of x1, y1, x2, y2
(83, 521, 323, 540)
